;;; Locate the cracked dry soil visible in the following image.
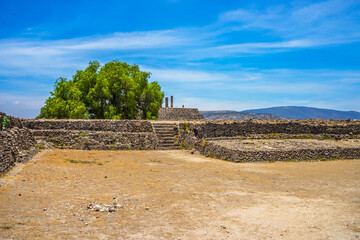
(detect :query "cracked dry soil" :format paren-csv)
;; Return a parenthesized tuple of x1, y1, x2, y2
(0, 149, 359, 239)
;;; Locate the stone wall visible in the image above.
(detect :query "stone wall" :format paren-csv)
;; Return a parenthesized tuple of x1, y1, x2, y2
(201, 141, 360, 162)
(23, 119, 157, 150)
(158, 108, 204, 120)
(22, 119, 153, 132)
(0, 113, 38, 174)
(178, 120, 360, 162)
(183, 119, 360, 139)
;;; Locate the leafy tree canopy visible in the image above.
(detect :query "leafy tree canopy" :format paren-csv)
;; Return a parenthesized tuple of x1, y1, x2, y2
(38, 60, 164, 120)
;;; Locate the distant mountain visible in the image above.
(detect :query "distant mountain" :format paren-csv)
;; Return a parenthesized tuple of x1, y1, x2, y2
(242, 106, 360, 120)
(200, 111, 282, 120)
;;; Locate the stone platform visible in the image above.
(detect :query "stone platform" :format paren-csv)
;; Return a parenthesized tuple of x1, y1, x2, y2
(204, 139, 360, 162)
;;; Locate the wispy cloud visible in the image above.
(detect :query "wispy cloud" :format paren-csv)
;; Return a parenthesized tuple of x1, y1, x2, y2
(148, 67, 360, 97)
(143, 67, 261, 82)
(193, 39, 328, 58)
(0, 29, 191, 54)
(219, 0, 360, 40)
(0, 29, 199, 77)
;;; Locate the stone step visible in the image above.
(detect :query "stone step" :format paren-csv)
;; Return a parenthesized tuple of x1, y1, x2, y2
(159, 139, 177, 143)
(155, 132, 177, 136)
(157, 140, 179, 144)
(158, 144, 180, 148)
(153, 127, 177, 131)
(152, 123, 178, 126)
(156, 134, 177, 138)
(154, 129, 177, 132)
(157, 133, 177, 136)
(158, 141, 178, 145)
(152, 123, 180, 150)
(158, 144, 180, 147)
(157, 137, 177, 140)
(153, 124, 177, 127)
(156, 134, 175, 137)
(157, 146, 182, 150)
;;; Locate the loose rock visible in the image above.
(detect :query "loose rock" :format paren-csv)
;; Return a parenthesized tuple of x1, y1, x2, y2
(87, 203, 123, 212)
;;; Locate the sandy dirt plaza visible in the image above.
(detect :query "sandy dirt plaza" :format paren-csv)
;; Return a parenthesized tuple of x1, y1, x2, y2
(0, 149, 359, 239)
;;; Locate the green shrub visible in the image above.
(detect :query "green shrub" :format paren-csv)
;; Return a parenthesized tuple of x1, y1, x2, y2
(322, 133, 332, 140)
(65, 159, 95, 164)
(182, 123, 189, 132)
(180, 140, 186, 149)
(37, 144, 44, 149)
(306, 134, 313, 139)
(1, 225, 13, 230)
(269, 133, 280, 139)
(2, 116, 10, 128)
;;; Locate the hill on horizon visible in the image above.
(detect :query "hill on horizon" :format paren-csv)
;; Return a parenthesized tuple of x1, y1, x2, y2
(200, 111, 282, 120)
(242, 106, 360, 120)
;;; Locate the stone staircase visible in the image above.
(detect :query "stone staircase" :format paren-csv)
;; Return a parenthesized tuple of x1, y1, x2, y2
(152, 122, 181, 150)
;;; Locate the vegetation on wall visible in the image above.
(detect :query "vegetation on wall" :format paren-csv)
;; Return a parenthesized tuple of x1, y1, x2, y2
(2, 116, 10, 129)
(38, 60, 164, 119)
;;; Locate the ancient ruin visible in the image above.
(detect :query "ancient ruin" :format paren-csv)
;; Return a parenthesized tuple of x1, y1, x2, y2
(1, 110, 360, 174)
(158, 96, 204, 120)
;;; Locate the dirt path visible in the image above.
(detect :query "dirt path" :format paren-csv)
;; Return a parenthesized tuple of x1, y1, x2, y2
(0, 149, 359, 239)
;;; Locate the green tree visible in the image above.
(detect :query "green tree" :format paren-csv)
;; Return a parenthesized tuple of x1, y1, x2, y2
(38, 60, 164, 119)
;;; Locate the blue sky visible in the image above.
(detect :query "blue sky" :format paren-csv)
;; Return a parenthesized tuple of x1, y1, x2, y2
(0, 0, 360, 118)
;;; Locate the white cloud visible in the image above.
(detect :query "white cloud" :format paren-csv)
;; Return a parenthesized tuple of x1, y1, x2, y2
(219, 0, 360, 41)
(0, 29, 191, 55)
(174, 96, 271, 111)
(143, 67, 261, 83)
(195, 39, 323, 57)
(148, 67, 360, 94)
(0, 28, 206, 77)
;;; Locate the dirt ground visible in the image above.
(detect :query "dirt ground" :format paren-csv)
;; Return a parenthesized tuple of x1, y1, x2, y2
(0, 150, 359, 240)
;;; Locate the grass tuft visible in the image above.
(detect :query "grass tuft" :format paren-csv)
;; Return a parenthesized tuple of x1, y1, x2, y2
(1, 225, 13, 230)
(65, 159, 101, 165)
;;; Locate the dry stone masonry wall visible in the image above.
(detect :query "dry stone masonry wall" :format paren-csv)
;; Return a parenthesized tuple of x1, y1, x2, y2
(22, 119, 157, 150)
(0, 113, 38, 174)
(158, 108, 204, 120)
(22, 119, 153, 132)
(187, 120, 360, 139)
(202, 140, 360, 162)
(179, 120, 360, 162)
